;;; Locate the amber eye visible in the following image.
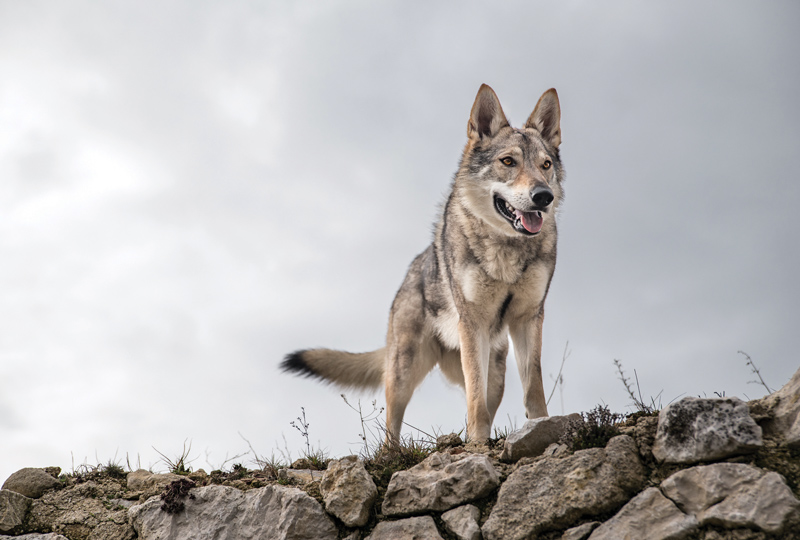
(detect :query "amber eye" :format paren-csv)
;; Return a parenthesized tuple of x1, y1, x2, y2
(542, 160, 552, 170)
(500, 157, 515, 166)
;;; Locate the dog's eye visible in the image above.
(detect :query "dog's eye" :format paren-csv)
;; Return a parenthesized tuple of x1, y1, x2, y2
(500, 157, 515, 167)
(542, 160, 552, 170)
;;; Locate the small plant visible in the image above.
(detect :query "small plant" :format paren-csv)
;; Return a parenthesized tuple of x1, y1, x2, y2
(239, 433, 286, 477)
(303, 449, 330, 471)
(613, 359, 661, 414)
(153, 439, 196, 475)
(229, 463, 248, 479)
(342, 394, 385, 459)
(365, 434, 435, 489)
(490, 414, 518, 444)
(739, 350, 774, 394)
(289, 407, 331, 470)
(290, 407, 312, 457)
(160, 478, 196, 514)
(561, 405, 622, 450)
(547, 341, 571, 412)
(103, 460, 127, 480)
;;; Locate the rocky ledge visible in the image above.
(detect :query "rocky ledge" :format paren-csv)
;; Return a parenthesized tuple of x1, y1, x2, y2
(2, 366, 800, 540)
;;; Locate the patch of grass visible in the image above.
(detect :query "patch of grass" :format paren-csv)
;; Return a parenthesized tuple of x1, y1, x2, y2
(364, 435, 436, 490)
(153, 439, 196, 475)
(102, 461, 127, 480)
(561, 405, 623, 450)
(239, 433, 287, 478)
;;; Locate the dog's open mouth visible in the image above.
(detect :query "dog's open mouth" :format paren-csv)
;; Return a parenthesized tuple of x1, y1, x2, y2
(494, 195, 544, 235)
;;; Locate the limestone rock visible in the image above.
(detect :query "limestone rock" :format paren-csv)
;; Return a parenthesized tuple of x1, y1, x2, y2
(26, 478, 133, 540)
(441, 504, 481, 540)
(661, 462, 800, 533)
(752, 365, 800, 446)
(560, 522, 599, 540)
(319, 456, 377, 527)
(652, 397, 762, 464)
(2, 468, 60, 499)
(437, 433, 464, 449)
(500, 413, 581, 462)
(382, 452, 499, 516)
(482, 435, 645, 540)
(277, 468, 325, 484)
(0, 489, 31, 533)
(129, 484, 337, 540)
(0, 535, 69, 540)
(365, 516, 444, 540)
(126, 470, 186, 492)
(587, 487, 698, 540)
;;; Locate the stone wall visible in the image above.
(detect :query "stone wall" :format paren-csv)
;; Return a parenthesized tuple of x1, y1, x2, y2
(2, 366, 800, 540)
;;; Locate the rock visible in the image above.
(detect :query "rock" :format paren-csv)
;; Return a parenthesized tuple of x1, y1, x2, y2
(543, 442, 570, 458)
(277, 468, 325, 484)
(365, 516, 444, 540)
(2, 468, 60, 499)
(587, 487, 698, 540)
(752, 366, 800, 446)
(482, 435, 645, 540)
(619, 414, 659, 459)
(129, 484, 337, 540)
(319, 456, 377, 527)
(661, 462, 800, 534)
(700, 531, 769, 540)
(0, 535, 70, 540)
(382, 452, 499, 516)
(187, 469, 207, 483)
(560, 522, 599, 540)
(500, 413, 581, 462)
(652, 397, 762, 464)
(441, 504, 481, 540)
(0, 489, 31, 533)
(437, 433, 464, 449)
(126, 470, 186, 491)
(26, 478, 134, 540)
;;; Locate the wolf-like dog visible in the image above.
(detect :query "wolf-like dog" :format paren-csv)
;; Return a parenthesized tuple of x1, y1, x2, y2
(282, 84, 564, 443)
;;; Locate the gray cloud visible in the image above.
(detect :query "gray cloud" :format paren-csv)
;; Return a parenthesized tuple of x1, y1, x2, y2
(0, 1, 798, 483)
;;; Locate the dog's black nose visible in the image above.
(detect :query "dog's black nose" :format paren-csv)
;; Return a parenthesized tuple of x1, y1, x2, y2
(531, 186, 554, 208)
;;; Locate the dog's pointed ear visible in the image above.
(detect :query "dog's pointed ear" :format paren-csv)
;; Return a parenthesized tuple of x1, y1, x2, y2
(526, 88, 561, 148)
(468, 84, 509, 141)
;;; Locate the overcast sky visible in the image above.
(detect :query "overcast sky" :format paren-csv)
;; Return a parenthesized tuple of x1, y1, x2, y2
(1, 1, 799, 484)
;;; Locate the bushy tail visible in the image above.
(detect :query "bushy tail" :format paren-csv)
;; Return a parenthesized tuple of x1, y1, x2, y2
(280, 347, 386, 390)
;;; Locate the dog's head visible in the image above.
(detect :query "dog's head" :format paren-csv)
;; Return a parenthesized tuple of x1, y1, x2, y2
(457, 84, 564, 238)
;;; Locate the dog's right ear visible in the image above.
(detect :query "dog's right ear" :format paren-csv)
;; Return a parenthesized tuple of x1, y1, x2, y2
(468, 84, 509, 141)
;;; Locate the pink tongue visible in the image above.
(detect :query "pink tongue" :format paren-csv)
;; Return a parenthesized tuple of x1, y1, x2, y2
(515, 210, 543, 234)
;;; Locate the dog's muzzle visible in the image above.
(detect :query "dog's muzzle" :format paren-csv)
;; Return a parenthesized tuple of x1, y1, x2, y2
(494, 195, 546, 235)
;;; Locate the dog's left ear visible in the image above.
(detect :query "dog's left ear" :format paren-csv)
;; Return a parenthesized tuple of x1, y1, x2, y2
(526, 89, 561, 148)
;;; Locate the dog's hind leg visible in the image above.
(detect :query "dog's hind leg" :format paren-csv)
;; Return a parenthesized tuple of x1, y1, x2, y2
(384, 334, 438, 445)
(383, 278, 438, 445)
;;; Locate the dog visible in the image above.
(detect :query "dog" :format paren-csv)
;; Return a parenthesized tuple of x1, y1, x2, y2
(281, 84, 564, 444)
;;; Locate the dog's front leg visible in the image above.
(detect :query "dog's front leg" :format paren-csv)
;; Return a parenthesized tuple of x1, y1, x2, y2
(509, 309, 548, 419)
(458, 320, 492, 441)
